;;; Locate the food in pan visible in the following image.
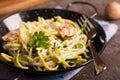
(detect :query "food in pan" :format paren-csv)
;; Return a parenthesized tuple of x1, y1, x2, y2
(1, 16, 89, 71)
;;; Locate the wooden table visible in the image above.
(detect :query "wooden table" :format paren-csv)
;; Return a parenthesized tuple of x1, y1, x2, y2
(0, 0, 120, 80)
(0, 0, 48, 16)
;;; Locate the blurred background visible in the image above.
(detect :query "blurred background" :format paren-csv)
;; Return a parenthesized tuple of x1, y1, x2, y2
(0, 0, 120, 80)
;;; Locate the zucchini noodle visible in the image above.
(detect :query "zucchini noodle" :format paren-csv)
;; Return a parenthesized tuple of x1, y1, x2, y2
(1, 16, 89, 71)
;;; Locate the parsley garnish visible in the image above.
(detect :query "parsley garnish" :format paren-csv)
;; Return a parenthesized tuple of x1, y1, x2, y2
(81, 22, 87, 32)
(30, 31, 49, 49)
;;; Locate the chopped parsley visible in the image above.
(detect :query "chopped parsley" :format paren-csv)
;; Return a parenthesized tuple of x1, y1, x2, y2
(30, 31, 49, 49)
(81, 22, 87, 32)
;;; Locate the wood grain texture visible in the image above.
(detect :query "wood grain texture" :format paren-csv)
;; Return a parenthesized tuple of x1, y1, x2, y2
(34, 0, 120, 80)
(0, 0, 120, 80)
(0, 0, 48, 16)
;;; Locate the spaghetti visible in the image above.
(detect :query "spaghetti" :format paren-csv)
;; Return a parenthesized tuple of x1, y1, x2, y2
(1, 16, 89, 71)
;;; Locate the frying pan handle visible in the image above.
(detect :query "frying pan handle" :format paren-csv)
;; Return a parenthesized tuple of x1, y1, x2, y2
(66, 1, 98, 18)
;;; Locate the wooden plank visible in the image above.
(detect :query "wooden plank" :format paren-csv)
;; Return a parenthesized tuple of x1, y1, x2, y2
(0, 0, 48, 16)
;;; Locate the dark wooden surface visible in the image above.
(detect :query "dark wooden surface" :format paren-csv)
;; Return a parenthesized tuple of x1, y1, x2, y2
(0, 0, 120, 80)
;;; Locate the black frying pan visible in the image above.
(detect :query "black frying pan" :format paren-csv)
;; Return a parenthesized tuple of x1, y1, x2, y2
(0, 2, 106, 75)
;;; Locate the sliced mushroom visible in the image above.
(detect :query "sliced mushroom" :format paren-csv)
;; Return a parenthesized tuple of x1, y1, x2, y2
(2, 29, 19, 42)
(59, 23, 76, 39)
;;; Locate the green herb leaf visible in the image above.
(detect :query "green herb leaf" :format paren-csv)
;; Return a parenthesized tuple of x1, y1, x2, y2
(30, 36, 35, 47)
(30, 31, 49, 49)
(81, 22, 87, 32)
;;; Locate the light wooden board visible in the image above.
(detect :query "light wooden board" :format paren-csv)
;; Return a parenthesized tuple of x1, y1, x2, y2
(0, 0, 48, 16)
